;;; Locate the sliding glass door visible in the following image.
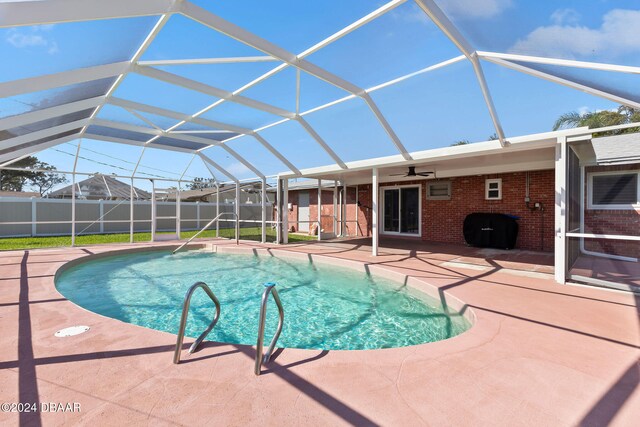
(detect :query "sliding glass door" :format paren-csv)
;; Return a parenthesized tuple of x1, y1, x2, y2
(382, 186, 420, 236)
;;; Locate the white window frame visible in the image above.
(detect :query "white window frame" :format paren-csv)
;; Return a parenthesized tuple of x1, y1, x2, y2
(485, 178, 502, 200)
(380, 184, 422, 237)
(587, 170, 640, 210)
(426, 180, 451, 200)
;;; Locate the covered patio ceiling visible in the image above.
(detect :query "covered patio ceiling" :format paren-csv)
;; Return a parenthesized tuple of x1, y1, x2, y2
(1, 0, 640, 183)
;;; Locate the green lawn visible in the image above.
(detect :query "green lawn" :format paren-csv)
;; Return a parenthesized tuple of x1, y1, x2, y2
(0, 227, 316, 251)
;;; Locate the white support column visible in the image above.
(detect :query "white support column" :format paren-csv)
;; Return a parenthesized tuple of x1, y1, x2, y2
(283, 179, 289, 244)
(71, 141, 82, 247)
(372, 168, 379, 257)
(554, 136, 567, 284)
(215, 183, 220, 238)
(176, 185, 181, 240)
(31, 197, 37, 237)
(261, 178, 267, 243)
(342, 181, 347, 237)
(151, 179, 156, 242)
(129, 178, 134, 243)
(317, 179, 322, 241)
(355, 185, 359, 237)
(276, 178, 282, 243)
(235, 182, 240, 242)
(333, 181, 338, 237)
(99, 199, 104, 234)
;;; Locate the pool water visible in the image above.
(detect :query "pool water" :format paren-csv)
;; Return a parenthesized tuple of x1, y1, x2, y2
(56, 250, 470, 350)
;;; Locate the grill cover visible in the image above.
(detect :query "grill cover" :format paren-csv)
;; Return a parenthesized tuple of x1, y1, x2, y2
(463, 213, 519, 250)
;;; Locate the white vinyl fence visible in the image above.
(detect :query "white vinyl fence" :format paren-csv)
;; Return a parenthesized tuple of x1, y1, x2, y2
(0, 197, 273, 238)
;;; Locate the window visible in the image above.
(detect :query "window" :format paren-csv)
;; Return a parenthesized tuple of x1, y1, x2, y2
(485, 178, 502, 200)
(589, 172, 639, 209)
(427, 181, 451, 200)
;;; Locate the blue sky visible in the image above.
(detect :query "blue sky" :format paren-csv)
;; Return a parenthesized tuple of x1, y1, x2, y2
(1, 0, 639, 190)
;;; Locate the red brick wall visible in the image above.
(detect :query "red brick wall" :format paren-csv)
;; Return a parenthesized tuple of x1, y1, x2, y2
(583, 164, 640, 258)
(286, 187, 359, 236)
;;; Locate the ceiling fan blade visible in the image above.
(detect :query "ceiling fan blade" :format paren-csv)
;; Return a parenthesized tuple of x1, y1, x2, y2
(388, 173, 406, 176)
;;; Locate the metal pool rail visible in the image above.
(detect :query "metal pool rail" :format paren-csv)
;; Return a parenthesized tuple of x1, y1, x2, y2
(254, 282, 284, 376)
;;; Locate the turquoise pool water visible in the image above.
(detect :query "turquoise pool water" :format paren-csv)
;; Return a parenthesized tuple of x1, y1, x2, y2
(55, 250, 470, 350)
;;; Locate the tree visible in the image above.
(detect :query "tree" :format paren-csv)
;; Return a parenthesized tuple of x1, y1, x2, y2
(553, 105, 640, 136)
(188, 177, 216, 190)
(451, 140, 469, 146)
(0, 156, 67, 195)
(0, 156, 39, 192)
(29, 163, 67, 196)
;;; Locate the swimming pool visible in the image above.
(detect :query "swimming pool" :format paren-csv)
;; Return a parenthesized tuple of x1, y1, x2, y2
(56, 249, 471, 350)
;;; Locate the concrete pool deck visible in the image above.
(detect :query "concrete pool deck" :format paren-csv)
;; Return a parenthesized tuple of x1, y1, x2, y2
(0, 238, 638, 426)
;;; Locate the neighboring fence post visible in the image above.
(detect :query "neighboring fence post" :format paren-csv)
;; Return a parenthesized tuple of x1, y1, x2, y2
(31, 196, 37, 237)
(196, 201, 200, 230)
(99, 199, 104, 234)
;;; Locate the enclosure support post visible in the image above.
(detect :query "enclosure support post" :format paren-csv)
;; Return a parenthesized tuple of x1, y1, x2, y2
(71, 140, 81, 247)
(317, 179, 322, 241)
(333, 181, 338, 237)
(340, 180, 347, 237)
(235, 182, 240, 242)
(176, 185, 181, 240)
(196, 201, 200, 230)
(554, 136, 567, 284)
(372, 168, 379, 257)
(129, 178, 134, 243)
(261, 178, 267, 243)
(151, 179, 156, 242)
(283, 178, 289, 244)
(276, 178, 282, 244)
(215, 183, 220, 238)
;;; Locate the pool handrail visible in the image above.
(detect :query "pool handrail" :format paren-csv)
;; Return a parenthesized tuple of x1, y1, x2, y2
(254, 282, 284, 376)
(172, 212, 239, 254)
(173, 281, 221, 364)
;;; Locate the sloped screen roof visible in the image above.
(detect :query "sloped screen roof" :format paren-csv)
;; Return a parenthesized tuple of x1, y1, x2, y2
(0, 0, 639, 182)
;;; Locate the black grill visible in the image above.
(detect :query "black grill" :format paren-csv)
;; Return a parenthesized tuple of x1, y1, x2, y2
(463, 213, 519, 250)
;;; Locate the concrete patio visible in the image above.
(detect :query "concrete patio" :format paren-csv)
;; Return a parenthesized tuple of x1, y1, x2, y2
(0, 238, 638, 426)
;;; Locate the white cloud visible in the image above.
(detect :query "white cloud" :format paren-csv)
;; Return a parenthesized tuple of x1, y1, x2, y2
(510, 9, 640, 60)
(437, 0, 512, 20)
(4, 25, 59, 54)
(550, 8, 581, 26)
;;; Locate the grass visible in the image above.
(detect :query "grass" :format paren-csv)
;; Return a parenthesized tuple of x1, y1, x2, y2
(0, 227, 317, 251)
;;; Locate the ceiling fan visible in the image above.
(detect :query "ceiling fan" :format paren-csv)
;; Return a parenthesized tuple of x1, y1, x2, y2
(389, 166, 434, 177)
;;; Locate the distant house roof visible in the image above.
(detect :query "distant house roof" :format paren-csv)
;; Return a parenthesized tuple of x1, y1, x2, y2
(48, 175, 151, 200)
(0, 191, 40, 198)
(592, 133, 640, 165)
(164, 182, 271, 203)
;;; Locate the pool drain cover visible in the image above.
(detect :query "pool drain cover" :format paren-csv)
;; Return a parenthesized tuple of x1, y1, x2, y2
(55, 326, 90, 337)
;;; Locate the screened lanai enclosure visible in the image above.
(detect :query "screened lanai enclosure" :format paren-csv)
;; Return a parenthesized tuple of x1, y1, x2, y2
(0, 0, 639, 290)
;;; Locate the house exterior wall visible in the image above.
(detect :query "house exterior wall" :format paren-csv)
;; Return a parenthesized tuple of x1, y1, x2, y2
(583, 164, 640, 259)
(285, 187, 358, 236)
(286, 170, 557, 252)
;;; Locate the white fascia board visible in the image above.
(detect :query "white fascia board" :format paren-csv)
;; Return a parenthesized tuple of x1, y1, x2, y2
(485, 57, 640, 110)
(477, 51, 640, 75)
(0, 96, 104, 130)
(0, 0, 175, 27)
(134, 65, 295, 118)
(0, 62, 129, 99)
(198, 152, 238, 183)
(278, 127, 590, 178)
(0, 134, 78, 164)
(1, 119, 89, 151)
